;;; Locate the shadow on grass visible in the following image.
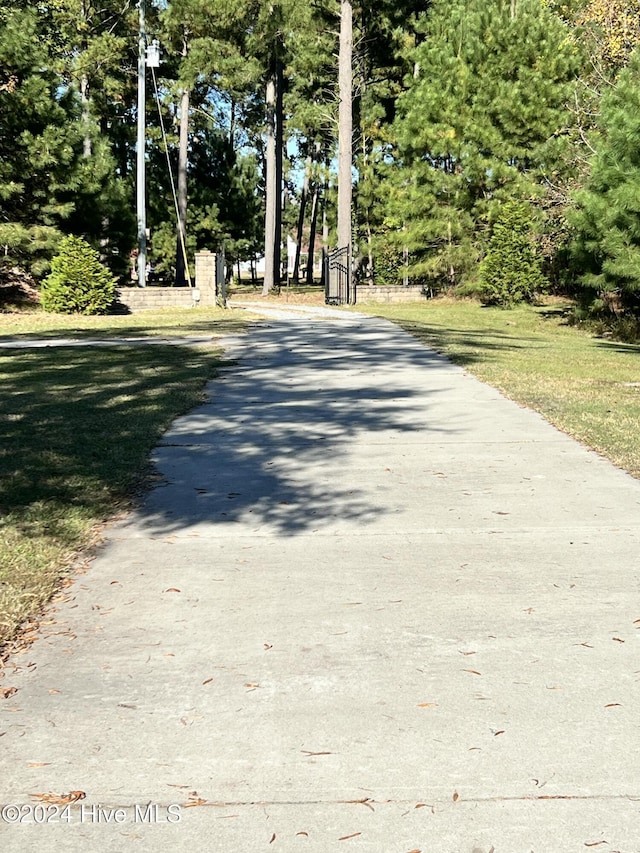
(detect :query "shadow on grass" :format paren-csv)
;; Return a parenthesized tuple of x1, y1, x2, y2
(0, 344, 226, 545)
(390, 318, 543, 367)
(594, 339, 640, 355)
(0, 314, 251, 342)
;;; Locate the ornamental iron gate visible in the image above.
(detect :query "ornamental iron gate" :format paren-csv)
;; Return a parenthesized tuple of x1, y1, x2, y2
(323, 246, 352, 305)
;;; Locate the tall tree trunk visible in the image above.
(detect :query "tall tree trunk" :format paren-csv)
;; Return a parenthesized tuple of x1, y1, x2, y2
(175, 83, 190, 287)
(263, 52, 284, 294)
(306, 181, 320, 285)
(322, 151, 330, 249)
(337, 0, 353, 255)
(362, 128, 375, 285)
(80, 74, 92, 158)
(293, 152, 312, 283)
(262, 71, 277, 295)
(274, 55, 284, 286)
(320, 160, 329, 292)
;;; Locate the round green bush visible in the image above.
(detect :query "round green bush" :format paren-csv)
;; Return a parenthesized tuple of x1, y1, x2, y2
(41, 235, 117, 314)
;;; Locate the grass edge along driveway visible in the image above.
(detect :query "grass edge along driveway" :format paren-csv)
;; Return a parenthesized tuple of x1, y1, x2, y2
(360, 299, 640, 480)
(0, 307, 250, 651)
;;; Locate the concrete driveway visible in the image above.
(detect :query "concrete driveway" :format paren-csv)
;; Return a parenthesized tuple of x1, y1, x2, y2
(1, 304, 639, 852)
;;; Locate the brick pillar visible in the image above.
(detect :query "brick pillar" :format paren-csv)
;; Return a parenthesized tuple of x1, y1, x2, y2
(195, 250, 226, 307)
(195, 251, 216, 307)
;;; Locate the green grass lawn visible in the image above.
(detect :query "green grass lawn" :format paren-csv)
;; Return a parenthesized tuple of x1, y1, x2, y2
(0, 305, 250, 339)
(360, 298, 640, 478)
(0, 307, 250, 647)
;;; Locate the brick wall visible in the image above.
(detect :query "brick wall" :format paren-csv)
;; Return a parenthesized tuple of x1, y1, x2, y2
(355, 285, 427, 304)
(115, 286, 216, 312)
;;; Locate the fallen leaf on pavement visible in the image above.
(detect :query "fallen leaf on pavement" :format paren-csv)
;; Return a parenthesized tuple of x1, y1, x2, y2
(32, 791, 85, 805)
(1, 687, 18, 699)
(345, 798, 374, 812)
(338, 833, 362, 841)
(184, 797, 208, 808)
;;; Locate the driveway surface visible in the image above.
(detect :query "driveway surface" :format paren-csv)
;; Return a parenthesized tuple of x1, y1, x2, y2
(1, 304, 639, 852)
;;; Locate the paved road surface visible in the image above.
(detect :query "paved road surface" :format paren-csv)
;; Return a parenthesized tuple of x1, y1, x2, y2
(1, 305, 639, 852)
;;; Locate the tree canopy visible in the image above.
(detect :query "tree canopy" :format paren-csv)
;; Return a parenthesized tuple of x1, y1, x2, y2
(1, 0, 640, 321)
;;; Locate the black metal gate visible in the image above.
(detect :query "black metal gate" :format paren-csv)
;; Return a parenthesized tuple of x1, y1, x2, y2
(323, 246, 352, 306)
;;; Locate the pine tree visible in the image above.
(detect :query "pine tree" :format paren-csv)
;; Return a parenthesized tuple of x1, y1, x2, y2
(385, 0, 578, 291)
(41, 234, 116, 314)
(0, 6, 80, 277)
(0, 1, 134, 282)
(570, 49, 640, 316)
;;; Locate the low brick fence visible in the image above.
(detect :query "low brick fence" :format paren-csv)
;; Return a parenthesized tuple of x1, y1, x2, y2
(355, 285, 428, 304)
(116, 282, 429, 312)
(115, 252, 225, 312)
(115, 286, 216, 312)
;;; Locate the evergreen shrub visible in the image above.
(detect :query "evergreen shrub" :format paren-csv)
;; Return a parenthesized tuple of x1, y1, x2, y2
(40, 235, 116, 314)
(373, 236, 405, 286)
(479, 203, 547, 306)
